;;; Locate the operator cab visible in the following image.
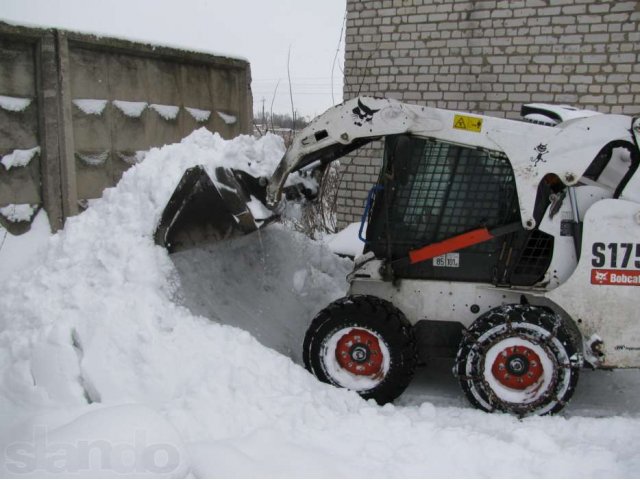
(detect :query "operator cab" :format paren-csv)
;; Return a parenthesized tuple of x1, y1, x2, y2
(361, 134, 639, 289)
(364, 134, 555, 287)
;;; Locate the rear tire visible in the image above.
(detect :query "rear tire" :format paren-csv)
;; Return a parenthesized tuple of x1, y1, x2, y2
(303, 295, 417, 404)
(455, 305, 581, 416)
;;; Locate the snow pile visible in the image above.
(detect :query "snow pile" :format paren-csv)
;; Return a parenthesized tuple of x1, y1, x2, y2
(325, 222, 365, 257)
(113, 100, 148, 118)
(72, 99, 108, 116)
(0, 209, 51, 282)
(217, 111, 237, 125)
(0, 95, 31, 112)
(1, 147, 40, 170)
(150, 104, 180, 121)
(1, 130, 639, 477)
(185, 107, 211, 122)
(172, 225, 351, 364)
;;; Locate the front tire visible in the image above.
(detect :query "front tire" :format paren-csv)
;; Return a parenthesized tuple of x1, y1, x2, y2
(455, 305, 581, 416)
(303, 295, 417, 404)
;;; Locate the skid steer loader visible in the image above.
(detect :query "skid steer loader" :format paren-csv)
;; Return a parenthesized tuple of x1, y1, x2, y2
(156, 97, 640, 416)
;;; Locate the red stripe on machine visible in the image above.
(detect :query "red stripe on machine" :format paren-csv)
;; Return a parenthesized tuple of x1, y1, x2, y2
(591, 269, 640, 286)
(408, 228, 493, 265)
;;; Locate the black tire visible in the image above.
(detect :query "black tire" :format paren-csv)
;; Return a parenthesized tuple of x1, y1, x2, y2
(455, 305, 581, 416)
(303, 295, 417, 405)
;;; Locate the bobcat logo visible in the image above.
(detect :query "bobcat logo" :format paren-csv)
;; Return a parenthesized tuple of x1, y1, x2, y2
(531, 143, 549, 167)
(352, 99, 380, 126)
(594, 271, 608, 282)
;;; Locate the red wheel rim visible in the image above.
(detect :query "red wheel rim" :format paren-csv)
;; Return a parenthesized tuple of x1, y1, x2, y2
(491, 345, 543, 390)
(335, 328, 384, 376)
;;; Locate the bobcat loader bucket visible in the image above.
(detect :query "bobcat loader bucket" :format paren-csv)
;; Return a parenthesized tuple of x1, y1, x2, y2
(155, 165, 271, 253)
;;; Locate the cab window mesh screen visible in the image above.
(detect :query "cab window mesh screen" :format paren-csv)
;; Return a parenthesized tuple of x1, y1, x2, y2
(368, 136, 519, 256)
(512, 231, 555, 278)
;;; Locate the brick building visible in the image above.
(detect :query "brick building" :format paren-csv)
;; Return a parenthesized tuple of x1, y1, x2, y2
(336, 0, 640, 227)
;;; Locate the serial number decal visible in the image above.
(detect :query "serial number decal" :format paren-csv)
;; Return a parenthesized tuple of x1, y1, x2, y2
(591, 243, 640, 286)
(615, 345, 640, 351)
(433, 253, 460, 268)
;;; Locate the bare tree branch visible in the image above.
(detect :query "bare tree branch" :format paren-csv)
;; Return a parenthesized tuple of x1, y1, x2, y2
(332, 11, 347, 105)
(287, 46, 296, 137)
(269, 79, 281, 133)
(356, 45, 378, 98)
(253, 120, 264, 137)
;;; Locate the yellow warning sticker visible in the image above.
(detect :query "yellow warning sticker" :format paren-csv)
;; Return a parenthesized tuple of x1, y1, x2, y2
(453, 114, 483, 133)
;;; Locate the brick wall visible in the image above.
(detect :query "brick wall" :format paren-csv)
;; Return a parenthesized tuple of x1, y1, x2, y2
(337, 0, 640, 227)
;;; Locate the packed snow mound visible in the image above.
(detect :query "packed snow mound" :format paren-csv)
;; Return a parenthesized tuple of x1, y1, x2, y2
(325, 222, 365, 257)
(1, 130, 640, 477)
(0, 209, 51, 282)
(172, 226, 351, 364)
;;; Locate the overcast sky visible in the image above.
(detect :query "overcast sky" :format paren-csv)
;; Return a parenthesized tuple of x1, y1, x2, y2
(0, 0, 346, 118)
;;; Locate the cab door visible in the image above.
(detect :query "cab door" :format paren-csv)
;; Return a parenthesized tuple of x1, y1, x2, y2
(366, 135, 522, 283)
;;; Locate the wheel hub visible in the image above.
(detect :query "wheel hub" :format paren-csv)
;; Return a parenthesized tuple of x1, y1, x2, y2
(335, 328, 384, 376)
(491, 345, 543, 390)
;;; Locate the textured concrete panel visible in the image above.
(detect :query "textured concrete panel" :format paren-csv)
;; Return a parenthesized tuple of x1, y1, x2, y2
(67, 41, 251, 201)
(0, 36, 41, 212)
(0, 37, 35, 96)
(0, 21, 252, 232)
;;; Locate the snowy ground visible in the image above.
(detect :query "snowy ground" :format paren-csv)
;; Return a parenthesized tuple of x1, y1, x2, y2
(0, 210, 51, 283)
(1, 131, 640, 478)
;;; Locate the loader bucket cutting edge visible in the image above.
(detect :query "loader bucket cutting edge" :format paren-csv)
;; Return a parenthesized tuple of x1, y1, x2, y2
(154, 165, 269, 253)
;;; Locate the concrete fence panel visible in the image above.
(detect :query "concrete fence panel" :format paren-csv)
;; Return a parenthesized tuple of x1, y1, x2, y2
(0, 21, 252, 234)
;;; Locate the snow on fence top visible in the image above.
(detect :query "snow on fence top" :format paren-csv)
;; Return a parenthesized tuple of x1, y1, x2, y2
(1, 147, 40, 170)
(185, 107, 211, 123)
(76, 150, 110, 166)
(0, 203, 37, 222)
(217, 111, 237, 125)
(150, 104, 180, 121)
(0, 18, 248, 63)
(0, 95, 32, 112)
(117, 151, 147, 165)
(112, 100, 148, 118)
(73, 101, 226, 124)
(73, 99, 108, 115)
